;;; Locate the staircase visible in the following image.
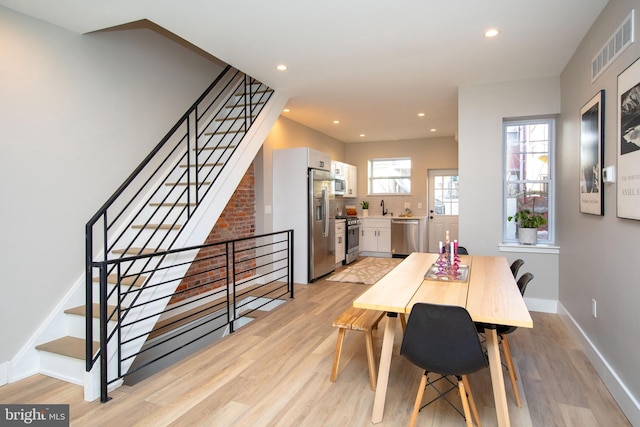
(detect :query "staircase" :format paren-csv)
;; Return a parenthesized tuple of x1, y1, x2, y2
(33, 66, 288, 401)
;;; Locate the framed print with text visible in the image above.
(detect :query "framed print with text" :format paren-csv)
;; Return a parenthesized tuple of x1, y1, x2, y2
(618, 57, 640, 220)
(580, 90, 604, 215)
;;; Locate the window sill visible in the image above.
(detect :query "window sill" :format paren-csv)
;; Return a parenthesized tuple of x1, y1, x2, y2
(498, 243, 560, 254)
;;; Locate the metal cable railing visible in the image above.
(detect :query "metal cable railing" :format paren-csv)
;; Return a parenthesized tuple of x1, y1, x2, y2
(94, 230, 294, 402)
(84, 66, 275, 391)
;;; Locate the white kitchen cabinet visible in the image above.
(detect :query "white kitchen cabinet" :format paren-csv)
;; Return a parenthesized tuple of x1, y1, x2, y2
(360, 218, 391, 254)
(331, 161, 357, 198)
(308, 148, 331, 171)
(331, 160, 345, 177)
(345, 163, 358, 197)
(335, 219, 346, 264)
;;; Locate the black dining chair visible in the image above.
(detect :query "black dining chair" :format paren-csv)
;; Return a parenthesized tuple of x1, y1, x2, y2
(401, 303, 488, 427)
(510, 258, 525, 278)
(476, 272, 534, 408)
(457, 246, 469, 255)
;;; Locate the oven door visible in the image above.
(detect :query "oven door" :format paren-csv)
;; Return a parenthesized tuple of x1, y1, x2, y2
(347, 225, 359, 250)
(345, 223, 360, 264)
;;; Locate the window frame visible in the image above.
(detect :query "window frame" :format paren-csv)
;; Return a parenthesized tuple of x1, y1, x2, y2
(368, 157, 412, 195)
(502, 117, 555, 245)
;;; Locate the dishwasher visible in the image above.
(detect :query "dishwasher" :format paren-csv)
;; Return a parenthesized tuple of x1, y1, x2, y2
(391, 218, 420, 257)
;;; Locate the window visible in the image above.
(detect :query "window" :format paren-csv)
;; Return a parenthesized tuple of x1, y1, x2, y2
(368, 158, 411, 194)
(433, 174, 459, 215)
(503, 117, 554, 244)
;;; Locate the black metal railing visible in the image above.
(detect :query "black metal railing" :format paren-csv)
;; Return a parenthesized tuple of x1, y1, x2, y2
(92, 230, 293, 402)
(84, 66, 275, 395)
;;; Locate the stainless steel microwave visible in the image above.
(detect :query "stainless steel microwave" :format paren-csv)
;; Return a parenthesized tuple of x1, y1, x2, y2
(334, 178, 346, 196)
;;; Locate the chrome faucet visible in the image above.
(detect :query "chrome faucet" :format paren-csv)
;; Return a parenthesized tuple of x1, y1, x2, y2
(381, 199, 388, 216)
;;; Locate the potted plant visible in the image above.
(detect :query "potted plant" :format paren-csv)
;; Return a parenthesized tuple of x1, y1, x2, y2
(508, 209, 546, 245)
(361, 200, 369, 217)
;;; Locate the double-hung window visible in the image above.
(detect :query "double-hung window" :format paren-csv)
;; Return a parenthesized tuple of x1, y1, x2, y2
(368, 158, 411, 194)
(503, 117, 555, 244)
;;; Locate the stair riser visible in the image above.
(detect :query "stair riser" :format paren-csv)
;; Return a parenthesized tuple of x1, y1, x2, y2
(92, 284, 142, 309)
(66, 314, 117, 341)
(38, 351, 85, 386)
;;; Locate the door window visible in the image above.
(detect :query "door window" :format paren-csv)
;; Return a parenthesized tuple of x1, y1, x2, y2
(433, 175, 459, 215)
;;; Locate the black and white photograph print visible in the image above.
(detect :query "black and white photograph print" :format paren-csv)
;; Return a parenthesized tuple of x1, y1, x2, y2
(580, 90, 604, 215)
(620, 84, 640, 154)
(617, 57, 640, 220)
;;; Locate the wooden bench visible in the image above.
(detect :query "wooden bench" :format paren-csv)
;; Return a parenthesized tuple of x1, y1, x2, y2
(330, 306, 386, 390)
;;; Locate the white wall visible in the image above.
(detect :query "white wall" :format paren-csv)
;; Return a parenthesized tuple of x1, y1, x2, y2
(0, 7, 223, 366)
(559, 0, 640, 422)
(458, 77, 561, 308)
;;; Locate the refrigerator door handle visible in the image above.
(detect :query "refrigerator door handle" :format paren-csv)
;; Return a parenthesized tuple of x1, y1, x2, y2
(322, 186, 329, 237)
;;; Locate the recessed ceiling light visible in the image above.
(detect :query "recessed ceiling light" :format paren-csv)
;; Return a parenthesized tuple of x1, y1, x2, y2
(418, 113, 425, 117)
(360, 134, 366, 137)
(282, 108, 290, 113)
(484, 28, 500, 38)
(276, 64, 288, 71)
(333, 120, 340, 124)
(430, 128, 437, 132)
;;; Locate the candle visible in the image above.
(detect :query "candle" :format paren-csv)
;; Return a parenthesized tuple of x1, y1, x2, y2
(439, 241, 443, 254)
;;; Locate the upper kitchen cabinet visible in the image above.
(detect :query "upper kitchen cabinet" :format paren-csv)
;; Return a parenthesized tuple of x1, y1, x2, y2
(345, 163, 358, 198)
(331, 160, 345, 177)
(331, 160, 358, 198)
(308, 149, 331, 171)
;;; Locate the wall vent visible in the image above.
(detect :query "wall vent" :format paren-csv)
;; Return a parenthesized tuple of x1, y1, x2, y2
(591, 10, 634, 82)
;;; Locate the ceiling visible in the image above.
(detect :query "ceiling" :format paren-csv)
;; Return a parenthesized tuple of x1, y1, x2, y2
(1, 0, 609, 143)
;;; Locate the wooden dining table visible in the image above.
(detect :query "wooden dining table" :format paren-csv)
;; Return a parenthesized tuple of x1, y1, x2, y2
(353, 252, 533, 427)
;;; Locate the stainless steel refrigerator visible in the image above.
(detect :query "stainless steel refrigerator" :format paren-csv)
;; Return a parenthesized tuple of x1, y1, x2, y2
(308, 168, 336, 281)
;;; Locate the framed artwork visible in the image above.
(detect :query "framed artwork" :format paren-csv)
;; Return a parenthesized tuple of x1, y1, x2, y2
(617, 57, 640, 220)
(580, 90, 605, 215)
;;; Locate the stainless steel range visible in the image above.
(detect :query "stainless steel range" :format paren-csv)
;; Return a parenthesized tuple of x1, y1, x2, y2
(344, 217, 360, 264)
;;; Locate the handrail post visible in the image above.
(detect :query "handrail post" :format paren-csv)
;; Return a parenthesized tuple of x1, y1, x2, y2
(85, 224, 94, 371)
(290, 229, 295, 298)
(227, 242, 234, 333)
(99, 263, 110, 402)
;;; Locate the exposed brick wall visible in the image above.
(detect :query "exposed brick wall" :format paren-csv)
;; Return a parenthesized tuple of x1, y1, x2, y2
(170, 163, 256, 304)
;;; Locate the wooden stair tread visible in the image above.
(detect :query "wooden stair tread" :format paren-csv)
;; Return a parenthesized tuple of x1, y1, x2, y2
(112, 247, 160, 255)
(194, 143, 239, 148)
(203, 130, 243, 135)
(215, 115, 256, 122)
(164, 181, 211, 186)
(233, 89, 272, 96)
(225, 101, 266, 108)
(179, 163, 223, 168)
(64, 303, 120, 318)
(131, 223, 181, 230)
(36, 336, 98, 360)
(149, 202, 196, 207)
(92, 274, 146, 286)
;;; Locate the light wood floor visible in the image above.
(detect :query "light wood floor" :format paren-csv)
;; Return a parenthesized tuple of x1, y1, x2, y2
(0, 262, 631, 426)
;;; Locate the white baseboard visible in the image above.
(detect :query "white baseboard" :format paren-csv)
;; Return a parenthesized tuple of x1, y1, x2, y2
(524, 297, 557, 313)
(558, 303, 640, 426)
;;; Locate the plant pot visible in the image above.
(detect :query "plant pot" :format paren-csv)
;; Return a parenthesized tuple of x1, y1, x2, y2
(517, 227, 538, 245)
(362, 209, 369, 217)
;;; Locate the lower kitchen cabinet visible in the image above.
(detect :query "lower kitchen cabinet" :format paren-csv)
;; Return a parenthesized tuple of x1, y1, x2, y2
(360, 218, 391, 254)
